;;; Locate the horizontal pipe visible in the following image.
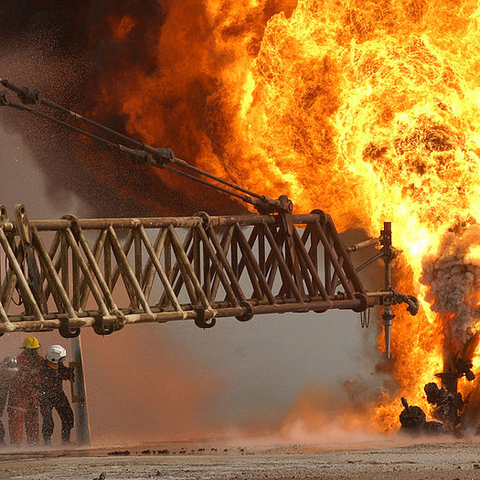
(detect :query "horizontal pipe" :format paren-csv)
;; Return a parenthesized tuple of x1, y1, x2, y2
(0, 213, 325, 233)
(347, 237, 380, 252)
(0, 294, 380, 333)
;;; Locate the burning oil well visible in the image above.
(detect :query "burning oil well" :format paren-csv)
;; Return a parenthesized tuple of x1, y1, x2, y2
(400, 220, 480, 436)
(87, 0, 480, 436)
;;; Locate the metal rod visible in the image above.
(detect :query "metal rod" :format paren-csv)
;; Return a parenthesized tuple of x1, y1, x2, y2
(0, 80, 289, 212)
(0, 296, 379, 333)
(3, 213, 328, 233)
(347, 237, 380, 252)
(0, 228, 44, 320)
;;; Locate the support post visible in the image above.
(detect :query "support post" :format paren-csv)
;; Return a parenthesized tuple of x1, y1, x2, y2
(70, 336, 91, 446)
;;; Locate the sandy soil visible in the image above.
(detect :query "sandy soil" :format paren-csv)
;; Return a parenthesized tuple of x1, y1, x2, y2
(2, 437, 480, 480)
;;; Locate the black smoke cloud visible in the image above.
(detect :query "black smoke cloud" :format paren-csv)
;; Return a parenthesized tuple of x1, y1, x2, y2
(0, 0, 245, 218)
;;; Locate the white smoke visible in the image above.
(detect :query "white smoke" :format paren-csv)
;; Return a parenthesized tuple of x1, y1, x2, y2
(421, 221, 480, 351)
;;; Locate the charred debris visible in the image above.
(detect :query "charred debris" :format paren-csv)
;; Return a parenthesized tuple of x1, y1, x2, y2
(399, 355, 475, 436)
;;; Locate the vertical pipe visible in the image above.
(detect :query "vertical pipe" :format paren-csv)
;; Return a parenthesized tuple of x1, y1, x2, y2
(71, 336, 91, 446)
(382, 222, 394, 358)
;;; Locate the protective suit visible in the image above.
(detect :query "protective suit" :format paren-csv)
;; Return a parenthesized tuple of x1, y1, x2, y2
(7, 336, 43, 445)
(39, 345, 74, 445)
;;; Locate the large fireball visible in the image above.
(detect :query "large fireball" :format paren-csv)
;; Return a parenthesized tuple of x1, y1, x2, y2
(93, 0, 480, 431)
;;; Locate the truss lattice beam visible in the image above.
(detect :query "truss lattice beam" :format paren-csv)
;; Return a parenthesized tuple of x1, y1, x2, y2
(0, 205, 400, 337)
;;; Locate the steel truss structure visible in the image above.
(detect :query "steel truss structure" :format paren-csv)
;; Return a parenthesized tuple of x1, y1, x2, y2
(0, 204, 416, 344)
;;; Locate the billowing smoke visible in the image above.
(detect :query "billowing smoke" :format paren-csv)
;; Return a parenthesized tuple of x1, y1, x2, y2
(0, 0, 246, 218)
(421, 220, 480, 353)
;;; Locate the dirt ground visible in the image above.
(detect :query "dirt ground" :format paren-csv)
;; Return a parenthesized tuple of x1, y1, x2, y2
(2, 437, 480, 480)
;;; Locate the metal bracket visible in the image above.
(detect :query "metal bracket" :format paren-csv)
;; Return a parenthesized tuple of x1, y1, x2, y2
(353, 292, 369, 312)
(92, 310, 125, 336)
(360, 308, 371, 328)
(59, 318, 81, 338)
(235, 301, 255, 322)
(92, 315, 115, 336)
(194, 306, 216, 329)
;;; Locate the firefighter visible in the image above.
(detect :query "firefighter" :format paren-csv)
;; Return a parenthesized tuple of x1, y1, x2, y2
(0, 356, 18, 444)
(39, 345, 74, 445)
(7, 336, 43, 445)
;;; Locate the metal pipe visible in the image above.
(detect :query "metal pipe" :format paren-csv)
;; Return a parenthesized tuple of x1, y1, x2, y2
(382, 222, 394, 358)
(0, 295, 381, 333)
(21, 213, 325, 232)
(347, 237, 380, 252)
(1, 80, 291, 213)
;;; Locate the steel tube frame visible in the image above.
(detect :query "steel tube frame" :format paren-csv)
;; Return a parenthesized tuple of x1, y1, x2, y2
(0, 205, 411, 336)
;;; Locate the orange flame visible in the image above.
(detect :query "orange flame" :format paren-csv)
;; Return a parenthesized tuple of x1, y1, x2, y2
(96, 0, 480, 432)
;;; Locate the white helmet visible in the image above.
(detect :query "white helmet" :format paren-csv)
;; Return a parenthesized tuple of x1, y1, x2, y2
(46, 345, 67, 364)
(2, 356, 18, 372)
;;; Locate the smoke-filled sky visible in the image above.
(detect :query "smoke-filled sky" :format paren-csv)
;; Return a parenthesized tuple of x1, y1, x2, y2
(0, 0, 393, 445)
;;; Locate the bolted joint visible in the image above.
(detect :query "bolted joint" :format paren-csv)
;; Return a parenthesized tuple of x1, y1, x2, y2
(17, 86, 41, 105)
(61, 214, 81, 237)
(310, 209, 329, 226)
(254, 195, 293, 215)
(129, 149, 151, 165)
(381, 245, 397, 263)
(382, 311, 394, 326)
(277, 195, 293, 213)
(151, 147, 174, 165)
